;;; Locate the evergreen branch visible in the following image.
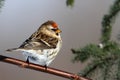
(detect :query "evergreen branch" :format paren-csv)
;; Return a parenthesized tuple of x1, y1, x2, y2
(0, 55, 91, 80)
(72, 44, 105, 63)
(103, 62, 112, 80)
(101, 0, 120, 43)
(71, 0, 120, 79)
(0, 0, 4, 11)
(81, 54, 118, 78)
(80, 61, 99, 77)
(102, 57, 119, 80)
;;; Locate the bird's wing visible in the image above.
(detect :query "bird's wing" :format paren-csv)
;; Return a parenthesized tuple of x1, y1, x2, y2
(19, 31, 59, 50)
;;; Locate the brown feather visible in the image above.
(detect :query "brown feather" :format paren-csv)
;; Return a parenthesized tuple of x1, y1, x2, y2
(18, 20, 61, 50)
(19, 31, 59, 50)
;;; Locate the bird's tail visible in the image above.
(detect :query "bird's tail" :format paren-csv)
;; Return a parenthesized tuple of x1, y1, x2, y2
(6, 48, 19, 52)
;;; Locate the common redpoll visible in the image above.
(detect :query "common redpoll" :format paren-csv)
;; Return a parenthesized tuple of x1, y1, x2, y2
(6, 20, 62, 67)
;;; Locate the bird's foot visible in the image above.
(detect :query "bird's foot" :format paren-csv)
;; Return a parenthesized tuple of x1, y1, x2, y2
(44, 65, 47, 70)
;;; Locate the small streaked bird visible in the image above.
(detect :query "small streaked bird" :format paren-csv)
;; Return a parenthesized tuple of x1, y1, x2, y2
(6, 20, 62, 67)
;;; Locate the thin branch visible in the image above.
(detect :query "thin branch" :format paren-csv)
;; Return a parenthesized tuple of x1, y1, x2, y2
(0, 55, 91, 80)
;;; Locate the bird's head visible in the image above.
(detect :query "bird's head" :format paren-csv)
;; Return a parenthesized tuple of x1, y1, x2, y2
(40, 20, 62, 36)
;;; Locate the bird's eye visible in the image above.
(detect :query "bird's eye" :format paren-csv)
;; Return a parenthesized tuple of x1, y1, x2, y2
(51, 29, 57, 31)
(51, 29, 59, 35)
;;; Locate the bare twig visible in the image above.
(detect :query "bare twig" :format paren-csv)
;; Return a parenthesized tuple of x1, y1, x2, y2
(0, 55, 91, 80)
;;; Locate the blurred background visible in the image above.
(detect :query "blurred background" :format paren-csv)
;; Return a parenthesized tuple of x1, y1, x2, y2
(0, 0, 119, 80)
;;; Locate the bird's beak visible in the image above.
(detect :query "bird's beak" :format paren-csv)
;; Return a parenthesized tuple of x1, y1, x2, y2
(55, 28, 62, 33)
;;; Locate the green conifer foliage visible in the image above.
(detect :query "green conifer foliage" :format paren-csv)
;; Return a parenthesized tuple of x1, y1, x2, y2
(71, 0, 120, 80)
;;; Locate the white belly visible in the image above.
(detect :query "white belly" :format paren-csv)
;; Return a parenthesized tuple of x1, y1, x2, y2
(22, 50, 51, 66)
(22, 40, 61, 66)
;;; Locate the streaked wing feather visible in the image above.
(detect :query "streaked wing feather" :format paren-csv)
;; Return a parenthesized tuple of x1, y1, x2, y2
(19, 31, 58, 50)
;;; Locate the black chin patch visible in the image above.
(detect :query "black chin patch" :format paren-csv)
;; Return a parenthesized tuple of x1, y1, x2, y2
(56, 33, 59, 35)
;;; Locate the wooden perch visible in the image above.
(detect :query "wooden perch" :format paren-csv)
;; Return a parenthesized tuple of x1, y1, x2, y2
(0, 55, 91, 80)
